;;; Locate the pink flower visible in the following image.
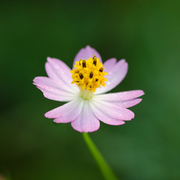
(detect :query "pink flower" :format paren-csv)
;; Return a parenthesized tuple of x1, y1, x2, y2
(33, 45, 144, 132)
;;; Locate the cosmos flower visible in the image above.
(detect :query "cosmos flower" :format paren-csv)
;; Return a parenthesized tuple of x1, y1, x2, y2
(33, 45, 144, 132)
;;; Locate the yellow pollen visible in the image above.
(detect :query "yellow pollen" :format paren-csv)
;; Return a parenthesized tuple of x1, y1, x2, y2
(70, 55, 108, 92)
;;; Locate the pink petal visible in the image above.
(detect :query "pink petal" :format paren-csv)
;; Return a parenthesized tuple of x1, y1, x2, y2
(54, 100, 84, 123)
(103, 58, 117, 73)
(95, 90, 144, 101)
(73, 45, 102, 66)
(95, 59, 128, 94)
(71, 100, 100, 132)
(116, 98, 142, 108)
(33, 76, 77, 102)
(46, 57, 78, 91)
(34, 74, 71, 93)
(45, 98, 83, 121)
(45, 62, 78, 93)
(91, 99, 134, 121)
(89, 100, 125, 125)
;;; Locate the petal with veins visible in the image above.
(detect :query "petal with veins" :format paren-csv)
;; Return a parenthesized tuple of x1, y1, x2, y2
(33, 77, 77, 101)
(91, 99, 134, 121)
(90, 100, 125, 125)
(45, 62, 79, 93)
(46, 57, 77, 90)
(45, 98, 83, 119)
(95, 90, 144, 101)
(53, 99, 84, 123)
(71, 100, 100, 132)
(95, 59, 128, 94)
(116, 98, 142, 108)
(103, 58, 117, 73)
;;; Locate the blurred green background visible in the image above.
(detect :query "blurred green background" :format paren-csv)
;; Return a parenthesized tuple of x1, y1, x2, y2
(0, 0, 180, 180)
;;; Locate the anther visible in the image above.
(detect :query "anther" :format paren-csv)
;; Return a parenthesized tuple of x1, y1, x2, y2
(82, 60, 86, 68)
(89, 72, 93, 78)
(93, 59, 97, 66)
(99, 67, 103, 72)
(79, 73, 83, 79)
(95, 78, 98, 82)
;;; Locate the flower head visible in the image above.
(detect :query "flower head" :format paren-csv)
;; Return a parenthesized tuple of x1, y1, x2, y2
(33, 45, 144, 132)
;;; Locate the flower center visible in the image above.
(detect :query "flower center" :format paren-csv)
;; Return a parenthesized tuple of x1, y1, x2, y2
(70, 55, 108, 93)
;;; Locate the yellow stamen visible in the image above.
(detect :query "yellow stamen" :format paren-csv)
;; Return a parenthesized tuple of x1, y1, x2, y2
(70, 55, 108, 92)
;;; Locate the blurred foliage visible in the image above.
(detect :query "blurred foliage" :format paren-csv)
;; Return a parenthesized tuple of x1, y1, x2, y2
(0, 0, 180, 180)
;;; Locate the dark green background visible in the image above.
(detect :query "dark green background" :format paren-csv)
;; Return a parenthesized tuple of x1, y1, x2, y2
(0, 1, 180, 180)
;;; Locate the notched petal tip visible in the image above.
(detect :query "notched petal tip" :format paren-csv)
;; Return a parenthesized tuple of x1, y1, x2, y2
(125, 109, 135, 120)
(135, 90, 145, 97)
(85, 45, 91, 49)
(120, 59, 128, 71)
(33, 76, 39, 83)
(47, 57, 55, 64)
(119, 58, 126, 63)
(141, 90, 145, 96)
(33, 76, 46, 86)
(47, 56, 52, 61)
(47, 57, 65, 65)
(121, 98, 143, 108)
(47, 57, 59, 64)
(44, 112, 52, 118)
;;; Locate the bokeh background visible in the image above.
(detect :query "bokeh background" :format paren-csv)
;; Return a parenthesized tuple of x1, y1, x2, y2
(0, 0, 180, 180)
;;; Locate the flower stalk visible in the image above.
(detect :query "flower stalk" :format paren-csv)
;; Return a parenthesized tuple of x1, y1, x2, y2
(82, 132, 118, 180)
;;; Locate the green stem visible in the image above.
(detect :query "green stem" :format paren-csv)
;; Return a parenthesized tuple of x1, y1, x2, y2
(82, 132, 118, 180)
